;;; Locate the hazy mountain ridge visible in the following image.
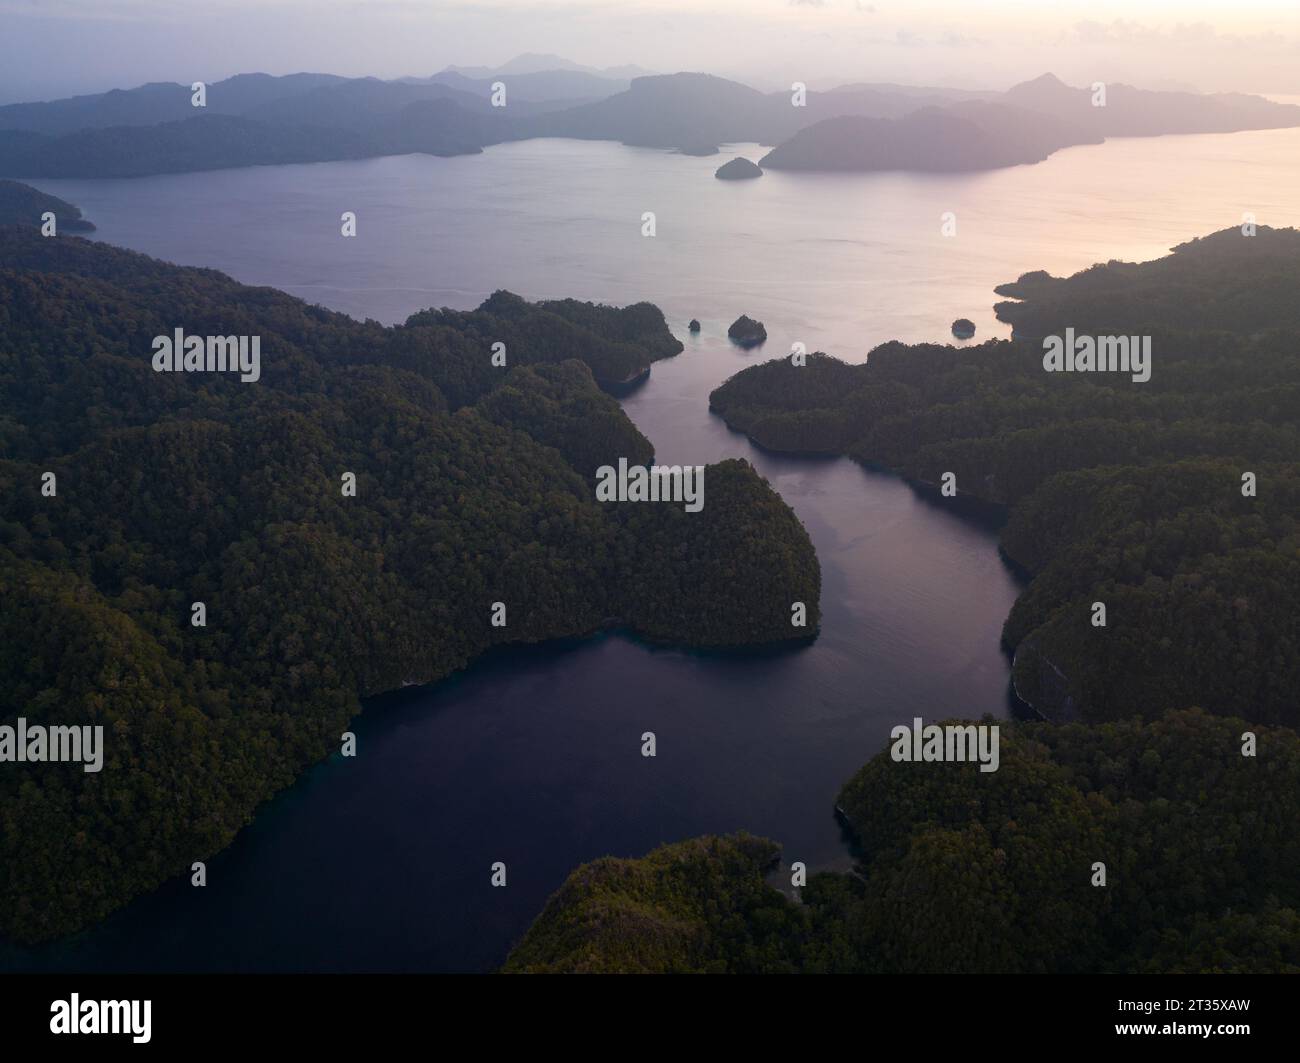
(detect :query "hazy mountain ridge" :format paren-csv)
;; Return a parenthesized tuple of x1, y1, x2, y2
(509, 72, 991, 150)
(1004, 72, 1300, 136)
(760, 73, 1300, 173)
(0, 102, 498, 178)
(1, 67, 1296, 181)
(759, 101, 1102, 173)
(0, 73, 351, 136)
(418, 68, 630, 105)
(442, 53, 654, 80)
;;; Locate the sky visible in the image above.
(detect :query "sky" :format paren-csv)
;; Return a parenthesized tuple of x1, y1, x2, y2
(2, 0, 1300, 104)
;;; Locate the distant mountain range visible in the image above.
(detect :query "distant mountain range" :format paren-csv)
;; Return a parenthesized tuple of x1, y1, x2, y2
(413, 68, 632, 106)
(761, 74, 1300, 173)
(507, 72, 968, 149)
(1001, 73, 1299, 137)
(0, 73, 350, 136)
(440, 53, 656, 81)
(0, 65, 1296, 180)
(0, 104, 489, 180)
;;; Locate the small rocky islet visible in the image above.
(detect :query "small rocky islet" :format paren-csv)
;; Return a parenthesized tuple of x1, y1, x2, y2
(727, 314, 767, 348)
(715, 157, 763, 181)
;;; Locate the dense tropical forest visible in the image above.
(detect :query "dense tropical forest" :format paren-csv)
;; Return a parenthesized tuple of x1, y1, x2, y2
(505, 710, 1300, 973)
(0, 227, 820, 943)
(709, 226, 1300, 726)
(505, 226, 1300, 974)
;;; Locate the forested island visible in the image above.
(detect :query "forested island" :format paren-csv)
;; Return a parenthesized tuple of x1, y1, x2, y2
(0, 227, 821, 943)
(714, 157, 762, 180)
(727, 315, 767, 348)
(505, 226, 1300, 974)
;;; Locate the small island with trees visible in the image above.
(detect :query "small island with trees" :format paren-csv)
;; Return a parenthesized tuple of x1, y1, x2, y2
(715, 157, 763, 180)
(727, 314, 767, 348)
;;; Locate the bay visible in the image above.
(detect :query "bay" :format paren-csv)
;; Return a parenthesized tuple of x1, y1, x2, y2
(8, 126, 1298, 971)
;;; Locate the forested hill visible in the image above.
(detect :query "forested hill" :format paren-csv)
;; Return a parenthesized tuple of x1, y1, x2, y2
(0, 228, 820, 943)
(708, 226, 1300, 727)
(406, 291, 684, 389)
(505, 710, 1300, 973)
(0, 179, 94, 231)
(994, 226, 1300, 338)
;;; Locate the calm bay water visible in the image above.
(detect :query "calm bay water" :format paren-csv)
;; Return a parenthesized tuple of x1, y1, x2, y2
(9, 128, 1300, 971)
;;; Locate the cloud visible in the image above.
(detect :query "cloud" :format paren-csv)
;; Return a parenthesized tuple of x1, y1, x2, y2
(1067, 19, 1293, 51)
(0, 0, 171, 20)
(785, 0, 877, 9)
(939, 30, 986, 48)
